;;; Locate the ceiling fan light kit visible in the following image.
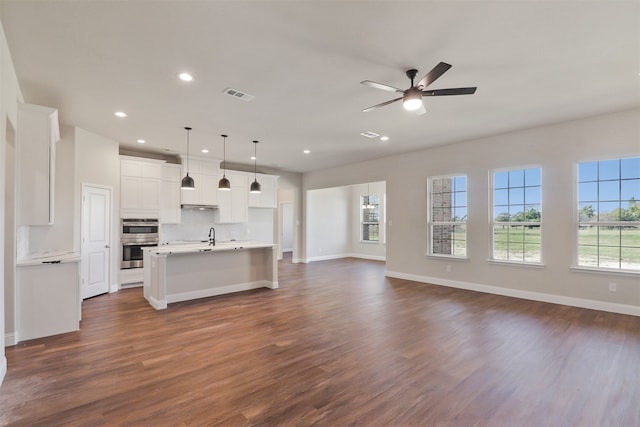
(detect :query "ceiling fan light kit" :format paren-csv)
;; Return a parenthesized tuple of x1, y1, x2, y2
(403, 87, 423, 111)
(361, 62, 477, 114)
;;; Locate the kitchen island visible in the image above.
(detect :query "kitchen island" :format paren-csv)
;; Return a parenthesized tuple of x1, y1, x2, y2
(143, 242, 277, 310)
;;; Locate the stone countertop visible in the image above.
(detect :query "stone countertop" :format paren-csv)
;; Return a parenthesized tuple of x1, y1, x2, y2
(146, 241, 275, 255)
(17, 252, 81, 267)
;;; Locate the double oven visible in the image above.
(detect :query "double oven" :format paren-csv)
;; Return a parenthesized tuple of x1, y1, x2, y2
(121, 218, 159, 269)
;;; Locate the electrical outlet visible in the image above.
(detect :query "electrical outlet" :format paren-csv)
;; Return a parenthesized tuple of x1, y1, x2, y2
(608, 282, 617, 292)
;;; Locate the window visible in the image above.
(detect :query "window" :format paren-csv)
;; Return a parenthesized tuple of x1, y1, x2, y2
(428, 175, 467, 257)
(492, 167, 542, 263)
(361, 194, 379, 242)
(577, 157, 640, 271)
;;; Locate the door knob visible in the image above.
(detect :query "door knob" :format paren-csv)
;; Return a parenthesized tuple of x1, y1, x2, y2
(105, 245, 110, 248)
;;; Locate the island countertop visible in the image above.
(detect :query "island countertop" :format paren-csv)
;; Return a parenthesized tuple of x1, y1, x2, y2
(147, 241, 276, 255)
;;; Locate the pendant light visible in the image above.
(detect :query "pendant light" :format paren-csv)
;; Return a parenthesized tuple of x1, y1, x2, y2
(218, 134, 231, 190)
(249, 140, 261, 194)
(362, 183, 374, 209)
(181, 127, 195, 189)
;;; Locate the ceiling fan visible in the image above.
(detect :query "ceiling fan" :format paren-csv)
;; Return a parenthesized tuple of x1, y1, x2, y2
(361, 62, 477, 115)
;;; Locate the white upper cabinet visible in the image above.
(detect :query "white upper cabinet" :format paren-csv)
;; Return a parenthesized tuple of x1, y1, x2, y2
(17, 103, 60, 225)
(120, 156, 164, 218)
(216, 171, 248, 223)
(160, 163, 182, 224)
(248, 174, 279, 208)
(179, 156, 221, 206)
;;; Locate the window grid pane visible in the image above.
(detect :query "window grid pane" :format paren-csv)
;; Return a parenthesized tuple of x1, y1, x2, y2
(577, 156, 640, 271)
(361, 194, 380, 242)
(491, 167, 542, 263)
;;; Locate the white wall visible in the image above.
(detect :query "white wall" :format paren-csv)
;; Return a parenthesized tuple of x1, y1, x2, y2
(281, 202, 293, 251)
(303, 108, 640, 314)
(306, 186, 350, 261)
(0, 14, 24, 385)
(74, 127, 120, 292)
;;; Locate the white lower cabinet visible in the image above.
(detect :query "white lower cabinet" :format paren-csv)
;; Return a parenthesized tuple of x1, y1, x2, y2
(17, 261, 80, 341)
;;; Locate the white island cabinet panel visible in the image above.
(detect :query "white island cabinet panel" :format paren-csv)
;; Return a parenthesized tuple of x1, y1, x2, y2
(17, 103, 60, 225)
(143, 242, 277, 310)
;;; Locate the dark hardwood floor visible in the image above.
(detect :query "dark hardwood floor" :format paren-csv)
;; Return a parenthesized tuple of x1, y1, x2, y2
(1, 256, 639, 426)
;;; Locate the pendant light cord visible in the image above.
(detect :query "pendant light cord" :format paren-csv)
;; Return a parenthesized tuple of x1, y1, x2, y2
(185, 126, 191, 174)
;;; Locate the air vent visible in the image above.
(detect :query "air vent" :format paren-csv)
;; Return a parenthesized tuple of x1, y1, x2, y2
(223, 87, 255, 102)
(360, 131, 380, 139)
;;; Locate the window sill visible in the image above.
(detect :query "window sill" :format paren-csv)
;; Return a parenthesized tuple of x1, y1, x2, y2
(570, 266, 639, 277)
(488, 259, 545, 269)
(360, 240, 380, 244)
(426, 254, 469, 261)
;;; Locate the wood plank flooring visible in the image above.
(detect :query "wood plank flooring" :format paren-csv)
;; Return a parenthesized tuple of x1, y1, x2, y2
(1, 256, 639, 426)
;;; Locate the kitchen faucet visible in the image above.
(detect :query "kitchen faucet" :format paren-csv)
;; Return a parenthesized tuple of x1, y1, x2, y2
(208, 227, 216, 246)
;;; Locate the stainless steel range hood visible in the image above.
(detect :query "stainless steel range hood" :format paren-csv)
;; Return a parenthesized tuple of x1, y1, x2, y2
(180, 204, 218, 210)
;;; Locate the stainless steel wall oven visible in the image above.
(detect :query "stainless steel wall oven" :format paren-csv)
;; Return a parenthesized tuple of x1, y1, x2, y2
(121, 218, 159, 269)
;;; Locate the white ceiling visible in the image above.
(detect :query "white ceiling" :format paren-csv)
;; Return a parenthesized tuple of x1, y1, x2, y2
(1, 1, 639, 173)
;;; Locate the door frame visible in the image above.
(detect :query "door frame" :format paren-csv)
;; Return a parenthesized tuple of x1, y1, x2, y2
(80, 183, 114, 298)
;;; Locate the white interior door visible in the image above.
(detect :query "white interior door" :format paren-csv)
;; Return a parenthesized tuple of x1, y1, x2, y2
(81, 185, 111, 299)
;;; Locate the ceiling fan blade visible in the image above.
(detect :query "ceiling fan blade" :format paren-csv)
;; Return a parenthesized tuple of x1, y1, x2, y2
(422, 87, 477, 96)
(361, 80, 405, 93)
(417, 62, 452, 89)
(362, 97, 402, 112)
(415, 104, 427, 116)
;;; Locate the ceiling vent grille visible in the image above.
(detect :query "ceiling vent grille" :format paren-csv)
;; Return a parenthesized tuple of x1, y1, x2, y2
(223, 87, 254, 102)
(360, 131, 380, 139)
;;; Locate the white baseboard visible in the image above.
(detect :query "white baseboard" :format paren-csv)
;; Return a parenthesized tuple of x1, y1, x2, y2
(305, 253, 386, 263)
(4, 332, 17, 347)
(110, 283, 119, 293)
(0, 356, 6, 388)
(147, 295, 167, 310)
(385, 270, 640, 317)
(349, 253, 386, 262)
(306, 253, 351, 262)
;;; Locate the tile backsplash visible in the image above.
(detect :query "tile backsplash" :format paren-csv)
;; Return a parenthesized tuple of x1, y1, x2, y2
(160, 209, 246, 243)
(160, 208, 274, 244)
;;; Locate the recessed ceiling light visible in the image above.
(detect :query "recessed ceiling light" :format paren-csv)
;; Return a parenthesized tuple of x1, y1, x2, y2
(137, 139, 145, 144)
(201, 149, 209, 153)
(115, 111, 127, 118)
(250, 156, 256, 160)
(303, 150, 311, 154)
(380, 136, 389, 141)
(178, 72, 193, 82)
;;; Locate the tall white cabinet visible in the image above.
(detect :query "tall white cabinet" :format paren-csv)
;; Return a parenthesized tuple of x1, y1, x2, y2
(160, 163, 182, 224)
(120, 156, 163, 218)
(16, 103, 60, 225)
